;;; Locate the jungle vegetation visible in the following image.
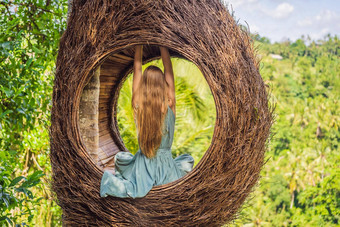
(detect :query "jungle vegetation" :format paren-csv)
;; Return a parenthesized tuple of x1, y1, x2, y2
(0, 1, 339, 226)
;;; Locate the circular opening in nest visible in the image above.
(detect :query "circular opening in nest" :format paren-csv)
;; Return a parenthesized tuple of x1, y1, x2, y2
(78, 44, 218, 183)
(117, 57, 216, 172)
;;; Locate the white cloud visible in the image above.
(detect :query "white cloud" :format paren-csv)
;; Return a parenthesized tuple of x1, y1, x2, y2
(298, 18, 313, 27)
(316, 10, 339, 23)
(224, 0, 340, 42)
(266, 2, 295, 19)
(298, 9, 340, 27)
(295, 9, 340, 41)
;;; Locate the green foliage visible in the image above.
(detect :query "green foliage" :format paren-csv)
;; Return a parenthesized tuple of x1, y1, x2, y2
(0, 169, 44, 226)
(233, 34, 339, 226)
(291, 169, 340, 226)
(0, 0, 66, 226)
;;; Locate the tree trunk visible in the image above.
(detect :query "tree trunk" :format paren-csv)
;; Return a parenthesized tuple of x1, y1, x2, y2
(79, 67, 100, 165)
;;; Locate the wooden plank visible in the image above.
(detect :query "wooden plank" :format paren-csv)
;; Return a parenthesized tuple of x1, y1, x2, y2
(104, 58, 131, 66)
(100, 74, 120, 80)
(103, 59, 127, 66)
(100, 142, 120, 153)
(99, 139, 114, 148)
(99, 111, 111, 119)
(99, 96, 110, 100)
(99, 139, 115, 148)
(99, 97, 111, 102)
(99, 117, 110, 124)
(100, 82, 117, 87)
(110, 53, 133, 61)
(99, 119, 110, 126)
(98, 106, 109, 111)
(104, 59, 130, 67)
(99, 127, 112, 135)
(99, 135, 116, 147)
(99, 93, 113, 98)
(100, 81, 116, 86)
(99, 121, 110, 128)
(100, 86, 114, 94)
(99, 105, 110, 111)
(100, 67, 122, 76)
(99, 106, 109, 112)
(99, 94, 114, 99)
(99, 133, 114, 145)
(99, 78, 115, 84)
(99, 123, 111, 131)
(98, 119, 110, 126)
(99, 101, 110, 107)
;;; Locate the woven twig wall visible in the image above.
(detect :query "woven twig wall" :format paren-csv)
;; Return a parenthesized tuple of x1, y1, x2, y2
(50, 0, 273, 226)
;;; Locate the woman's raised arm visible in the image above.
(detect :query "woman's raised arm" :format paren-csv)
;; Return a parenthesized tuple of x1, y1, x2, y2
(132, 45, 143, 107)
(160, 46, 176, 113)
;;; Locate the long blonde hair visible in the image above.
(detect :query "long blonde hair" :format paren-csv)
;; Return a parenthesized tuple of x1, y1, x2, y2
(132, 65, 169, 158)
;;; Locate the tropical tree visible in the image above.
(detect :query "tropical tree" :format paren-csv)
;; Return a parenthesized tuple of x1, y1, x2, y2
(0, 0, 67, 225)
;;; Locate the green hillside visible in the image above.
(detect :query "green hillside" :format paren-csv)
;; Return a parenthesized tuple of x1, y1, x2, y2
(232, 35, 339, 226)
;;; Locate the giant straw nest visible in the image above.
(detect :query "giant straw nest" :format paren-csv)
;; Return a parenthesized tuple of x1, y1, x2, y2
(50, 0, 274, 226)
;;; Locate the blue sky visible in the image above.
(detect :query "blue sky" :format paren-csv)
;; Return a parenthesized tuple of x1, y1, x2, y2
(224, 0, 340, 42)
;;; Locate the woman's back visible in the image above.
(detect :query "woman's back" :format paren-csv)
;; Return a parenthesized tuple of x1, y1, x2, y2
(100, 105, 194, 198)
(157, 105, 175, 150)
(100, 45, 193, 199)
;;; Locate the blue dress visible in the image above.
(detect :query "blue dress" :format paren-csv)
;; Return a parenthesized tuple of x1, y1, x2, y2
(100, 105, 194, 198)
